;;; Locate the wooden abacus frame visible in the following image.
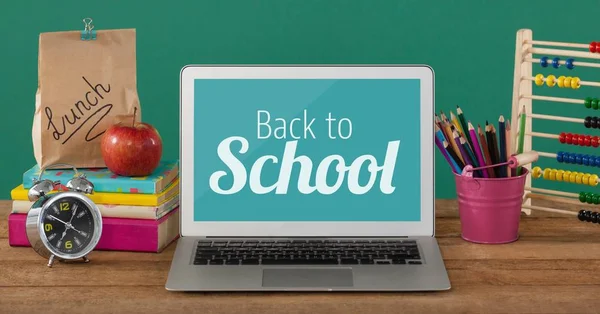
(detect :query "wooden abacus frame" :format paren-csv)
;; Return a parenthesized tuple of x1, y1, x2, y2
(511, 29, 600, 217)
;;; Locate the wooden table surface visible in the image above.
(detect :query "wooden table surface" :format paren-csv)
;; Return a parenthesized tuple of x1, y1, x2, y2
(2, 199, 600, 313)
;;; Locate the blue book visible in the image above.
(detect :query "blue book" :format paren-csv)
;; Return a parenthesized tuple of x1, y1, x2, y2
(23, 160, 179, 194)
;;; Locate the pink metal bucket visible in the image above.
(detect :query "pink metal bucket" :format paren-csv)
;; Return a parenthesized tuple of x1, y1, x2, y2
(454, 168, 528, 244)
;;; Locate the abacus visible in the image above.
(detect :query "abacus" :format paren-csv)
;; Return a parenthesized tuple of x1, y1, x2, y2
(511, 29, 600, 223)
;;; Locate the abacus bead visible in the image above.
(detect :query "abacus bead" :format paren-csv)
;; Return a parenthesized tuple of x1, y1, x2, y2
(585, 211, 593, 221)
(577, 209, 585, 221)
(569, 172, 577, 183)
(585, 97, 592, 108)
(585, 116, 592, 128)
(559, 132, 566, 143)
(564, 77, 572, 88)
(591, 174, 599, 186)
(557, 76, 566, 88)
(579, 210, 586, 221)
(535, 74, 544, 86)
(576, 173, 584, 184)
(596, 156, 600, 166)
(557, 151, 564, 162)
(578, 136, 585, 146)
(583, 154, 590, 165)
(540, 56, 548, 67)
(580, 191, 588, 202)
(586, 192, 594, 203)
(591, 42, 598, 53)
(566, 133, 573, 144)
(592, 157, 597, 166)
(576, 154, 583, 164)
(552, 57, 560, 68)
(566, 58, 575, 69)
(593, 98, 599, 110)
(569, 153, 576, 163)
(546, 74, 556, 87)
(532, 166, 542, 178)
(583, 173, 591, 185)
(543, 168, 551, 180)
(585, 136, 592, 146)
(592, 118, 598, 129)
(572, 77, 581, 89)
(592, 212, 599, 224)
(592, 136, 599, 147)
(557, 170, 565, 181)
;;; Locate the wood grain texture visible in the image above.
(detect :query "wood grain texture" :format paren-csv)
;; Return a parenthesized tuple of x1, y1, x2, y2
(2, 199, 600, 313)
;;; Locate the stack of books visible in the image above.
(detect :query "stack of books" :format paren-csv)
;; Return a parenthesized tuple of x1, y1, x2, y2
(7, 160, 180, 253)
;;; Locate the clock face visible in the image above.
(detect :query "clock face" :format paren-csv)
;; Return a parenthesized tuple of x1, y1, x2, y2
(41, 196, 96, 256)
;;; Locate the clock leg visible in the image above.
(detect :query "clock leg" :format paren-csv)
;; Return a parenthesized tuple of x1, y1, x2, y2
(82, 255, 90, 263)
(47, 255, 55, 268)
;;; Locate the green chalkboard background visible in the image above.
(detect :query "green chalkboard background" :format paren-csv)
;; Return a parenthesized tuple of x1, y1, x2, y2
(2, 0, 600, 200)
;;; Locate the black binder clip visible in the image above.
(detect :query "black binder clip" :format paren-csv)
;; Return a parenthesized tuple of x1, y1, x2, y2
(81, 17, 96, 40)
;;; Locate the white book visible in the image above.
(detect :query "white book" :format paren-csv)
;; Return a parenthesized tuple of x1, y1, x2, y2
(12, 194, 179, 220)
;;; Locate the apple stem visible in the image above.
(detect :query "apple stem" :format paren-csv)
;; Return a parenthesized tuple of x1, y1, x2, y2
(133, 107, 137, 127)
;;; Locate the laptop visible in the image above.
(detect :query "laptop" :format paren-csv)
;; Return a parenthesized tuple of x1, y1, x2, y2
(166, 65, 450, 291)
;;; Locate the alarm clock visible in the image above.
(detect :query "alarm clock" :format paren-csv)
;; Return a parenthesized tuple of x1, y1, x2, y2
(25, 163, 102, 267)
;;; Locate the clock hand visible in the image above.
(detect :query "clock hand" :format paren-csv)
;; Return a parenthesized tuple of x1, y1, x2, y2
(49, 215, 69, 226)
(71, 227, 85, 236)
(69, 204, 78, 224)
(59, 229, 68, 241)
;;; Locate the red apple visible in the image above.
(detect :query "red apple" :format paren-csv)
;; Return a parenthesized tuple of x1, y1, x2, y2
(100, 110, 162, 177)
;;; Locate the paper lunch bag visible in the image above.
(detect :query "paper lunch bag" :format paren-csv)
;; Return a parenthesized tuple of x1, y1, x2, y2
(32, 28, 141, 169)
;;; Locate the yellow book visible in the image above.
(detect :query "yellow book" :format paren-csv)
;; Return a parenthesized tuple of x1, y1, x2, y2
(11, 178, 179, 206)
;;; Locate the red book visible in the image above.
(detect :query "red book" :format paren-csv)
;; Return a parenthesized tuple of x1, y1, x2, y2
(8, 207, 179, 253)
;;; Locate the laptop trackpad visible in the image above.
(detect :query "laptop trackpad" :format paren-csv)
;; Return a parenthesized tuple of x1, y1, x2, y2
(262, 268, 354, 287)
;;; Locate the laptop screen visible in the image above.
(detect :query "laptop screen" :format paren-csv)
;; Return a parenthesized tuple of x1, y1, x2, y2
(192, 77, 422, 222)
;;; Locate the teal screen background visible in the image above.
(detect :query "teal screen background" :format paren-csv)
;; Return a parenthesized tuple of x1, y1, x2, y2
(193, 79, 420, 221)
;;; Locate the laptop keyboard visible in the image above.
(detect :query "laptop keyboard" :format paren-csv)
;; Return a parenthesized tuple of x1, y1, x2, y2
(193, 239, 422, 266)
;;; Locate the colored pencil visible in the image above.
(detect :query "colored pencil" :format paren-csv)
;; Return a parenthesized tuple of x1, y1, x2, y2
(452, 130, 475, 167)
(468, 122, 488, 178)
(435, 136, 461, 173)
(453, 130, 476, 176)
(444, 140, 465, 171)
(490, 125, 502, 177)
(498, 116, 507, 178)
(517, 105, 527, 175)
(450, 111, 464, 135)
(506, 120, 512, 177)
(459, 137, 481, 176)
(440, 111, 448, 123)
(485, 122, 499, 177)
(435, 124, 447, 144)
(435, 114, 445, 137)
(478, 124, 496, 178)
(457, 106, 474, 148)
(453, 126, 478, 167)
(444, 120, 464, 163)
(463, 134, 484, 177)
